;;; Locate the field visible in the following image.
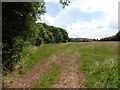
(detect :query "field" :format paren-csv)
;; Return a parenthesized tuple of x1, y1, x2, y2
(3, 42, 118, 88)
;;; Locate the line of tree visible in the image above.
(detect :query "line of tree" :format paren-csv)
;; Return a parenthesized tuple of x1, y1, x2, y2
(2, 2, 69, 73)
(68, 38, 97, 42)
(99, 31, 120, 41)
(33, 23, 69, 46)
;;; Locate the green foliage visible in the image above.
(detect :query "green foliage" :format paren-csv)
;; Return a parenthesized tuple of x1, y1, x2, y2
(116, 31, 120, 41)
(2, 1, 69, 73)
(100, 31, 120, 41)
(69, 38, 94, 42)
(2, 2, 46, 72)
(36, 23, 69, 44)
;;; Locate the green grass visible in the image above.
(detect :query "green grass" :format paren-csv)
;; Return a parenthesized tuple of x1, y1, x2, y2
(51, 42, 118, 88)
(20, 43, 67, 73)
(19, 42, 118, 88)
(32, 63, 60, 88)
(75, 42, 118, 88)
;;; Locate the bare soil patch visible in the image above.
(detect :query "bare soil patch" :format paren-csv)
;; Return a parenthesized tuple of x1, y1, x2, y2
(50, 53, 86, 88)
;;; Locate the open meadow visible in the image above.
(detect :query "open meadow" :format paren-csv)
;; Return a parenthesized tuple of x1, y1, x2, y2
(3, 42, 119, 88)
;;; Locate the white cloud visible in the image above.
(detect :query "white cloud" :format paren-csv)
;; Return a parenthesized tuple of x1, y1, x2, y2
(67, 0, 119, 20)
(38, 8, 70, 27)
(40, 0, 119, 39)
(40, 13, 55, 25)
(65, 18, 118, 39)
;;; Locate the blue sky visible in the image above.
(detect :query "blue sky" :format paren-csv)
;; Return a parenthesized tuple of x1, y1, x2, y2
(38, 0, 119, 39)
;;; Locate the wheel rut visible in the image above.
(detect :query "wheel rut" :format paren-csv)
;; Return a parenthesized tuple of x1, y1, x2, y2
(50, 53, 86, 88)
(5, 55, 57, 88)
(4, 53, 86, 88)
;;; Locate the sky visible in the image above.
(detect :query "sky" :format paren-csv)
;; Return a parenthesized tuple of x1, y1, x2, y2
(37, 0, 119, 39)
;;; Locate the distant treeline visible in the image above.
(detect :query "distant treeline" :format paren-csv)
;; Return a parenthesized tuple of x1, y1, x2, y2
(99, 31, 120, 41)
(69, 31, 120, 42)
(68, 38, 97, 42)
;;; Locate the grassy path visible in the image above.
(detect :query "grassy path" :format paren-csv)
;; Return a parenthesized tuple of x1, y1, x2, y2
(3, 42, 118, 88)
(7, 47, 86, 88)
(8, 54, 57, 88)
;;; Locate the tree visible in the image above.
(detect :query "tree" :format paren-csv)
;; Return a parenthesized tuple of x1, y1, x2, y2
(58, 28, 69, 42)
(2, 1, 70, 73)
(2, 2, 46, 72)
(38, 23, 69, 43)
(99, 31, 120, 41)
(115, 31, 120, 41)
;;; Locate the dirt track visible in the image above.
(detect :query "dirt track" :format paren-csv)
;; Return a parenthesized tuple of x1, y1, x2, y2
(4, 53, 86, 88)
(7, 55, 56, 88)
(51, 53, 86, 88)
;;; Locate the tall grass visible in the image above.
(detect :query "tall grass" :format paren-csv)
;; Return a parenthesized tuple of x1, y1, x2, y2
(76, 42, 118, 88)
(49, 42, 118, 88)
